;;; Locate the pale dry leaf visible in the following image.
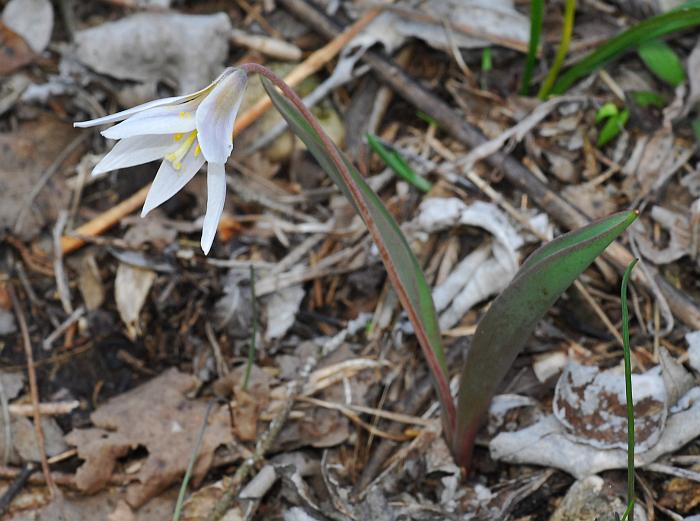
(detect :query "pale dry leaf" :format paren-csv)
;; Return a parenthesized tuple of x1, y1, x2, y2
(553, 361, 667, 452)
(491, 385, 700, 478)
(114, 262, 156, 340)
(74, 12, 231, 94)
(686, 35, 700, 114)
(687, 330, 700, 373)
(417, 198, 524, 330)
(65, 368, 234, 507)
(636, 205, 695, 264)
(77, 252, 105, 311)
(347, 0, 529, 57)
(659, 346, 695, 406)
(11, 415, 68, 463)
(1, 0, 53, 53)
(264, 283, 304, 341)
(622, 131, 695, 201)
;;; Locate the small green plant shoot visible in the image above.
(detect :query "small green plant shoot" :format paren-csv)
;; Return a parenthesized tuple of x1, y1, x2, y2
(619, 258, 638, 521)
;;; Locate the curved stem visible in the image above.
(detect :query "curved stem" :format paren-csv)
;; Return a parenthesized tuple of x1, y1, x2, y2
(538, 0, 576, 99)
(240, 62, 457, 435)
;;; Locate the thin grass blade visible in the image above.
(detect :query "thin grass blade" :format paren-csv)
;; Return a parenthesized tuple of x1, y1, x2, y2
(551, 6, 700, 94)
(520, 0, 544, 96)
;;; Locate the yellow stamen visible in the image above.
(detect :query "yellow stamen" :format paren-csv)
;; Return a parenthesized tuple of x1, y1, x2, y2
(194, 144, 201, 157)
(165, 130, 197, 171)
(179, 111, 191, 119)
(173, 133, 183, 141)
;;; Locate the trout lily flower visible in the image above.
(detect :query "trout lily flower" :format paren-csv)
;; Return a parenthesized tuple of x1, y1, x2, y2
(74, 67, 248, 254)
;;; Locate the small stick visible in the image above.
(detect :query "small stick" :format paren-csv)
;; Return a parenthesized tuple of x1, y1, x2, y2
(8, 284, 58, 497)
(9, 401, 80, 417)
(61, 9, 378, 255)
(229, 29, 302, 61)
(0, 463, 36, 516)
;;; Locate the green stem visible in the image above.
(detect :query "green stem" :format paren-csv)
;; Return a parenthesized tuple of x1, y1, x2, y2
(172, 400, 214, 521)
(538, 0, 576, 99)
(520, 0, 544, 96)
(620, 258, 638, 521)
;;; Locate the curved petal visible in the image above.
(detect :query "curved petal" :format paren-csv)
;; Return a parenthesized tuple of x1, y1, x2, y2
(141, 145, 205, 216)
(196, 68, 248, 164)
(92, 135, 177, 175)
(201, 162, 227, 254)
(101, 98, 202, 140)
(74, 94, 192, 128)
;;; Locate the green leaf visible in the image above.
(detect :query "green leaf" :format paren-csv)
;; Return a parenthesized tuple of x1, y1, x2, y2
(638, 39, 686, 87)
(260, 77, 456, 431)
(481, 47, 493, 73)
(520, 0, 544, 96)
(597, 108, 629, 147)
(595, 102, 619, 123)
(452, 210, 637, 467)
(551, 6, 700, 95)
(630, 90, 667, 108)
(366, 133, 433, 193)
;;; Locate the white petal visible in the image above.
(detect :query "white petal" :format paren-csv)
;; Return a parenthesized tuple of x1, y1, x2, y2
(101, 98, 202, 140)
(196, 68, 247, 164)
(92, 135, 177, 175)
(74, 70, 234, 129)
(141, 146, 205, 216)
(201, 162, 227, 254)
(74, 94, 192, 128)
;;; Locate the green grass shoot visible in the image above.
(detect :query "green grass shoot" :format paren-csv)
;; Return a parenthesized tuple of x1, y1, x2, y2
(520, 0, 544, 96)
(597, 107, 629, 147)
(172, 400, 215, 521)
(619, 258, 638, 521)
(629, 91, 666, 109)
(551, 5, 700, 95)
(637, 39, 686, 87)
(367, 133, 433, 193)
(538, 0, 576, 99)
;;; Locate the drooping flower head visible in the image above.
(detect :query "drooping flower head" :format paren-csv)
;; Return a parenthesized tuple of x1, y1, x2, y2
(74, 67, 248, 254)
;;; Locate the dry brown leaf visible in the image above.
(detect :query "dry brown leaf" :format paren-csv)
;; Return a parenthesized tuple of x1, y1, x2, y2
(65, 368, 234, 507)
(0, 115, 78, 239)
(0, 21, 35, 75)
(230, 365, 270, 441)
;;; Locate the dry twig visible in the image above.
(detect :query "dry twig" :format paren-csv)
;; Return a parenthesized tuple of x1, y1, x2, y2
(8, 284, 57, 497)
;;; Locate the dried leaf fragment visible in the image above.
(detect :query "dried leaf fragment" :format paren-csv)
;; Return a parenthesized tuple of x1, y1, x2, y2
(66, 369, 234, 507)
(115, 262, 156, 340)
(553, 361, 667, 452)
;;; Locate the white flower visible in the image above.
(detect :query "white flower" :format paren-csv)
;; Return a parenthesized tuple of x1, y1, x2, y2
(74, 67, 248, 254)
